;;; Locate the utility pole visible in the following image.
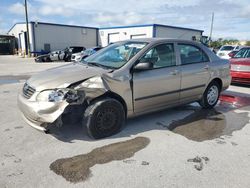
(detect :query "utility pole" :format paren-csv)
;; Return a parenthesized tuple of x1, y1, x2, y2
(24, 0, 31, 57)
(209, 12, 214, 47)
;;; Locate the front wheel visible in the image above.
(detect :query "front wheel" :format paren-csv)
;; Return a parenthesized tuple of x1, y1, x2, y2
(83, 98, 125, 139)
(199, 81, 220, 109)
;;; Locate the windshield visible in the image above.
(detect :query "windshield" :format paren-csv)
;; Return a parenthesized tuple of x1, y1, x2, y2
(234, 48, 250, 58)
(83, 41, 148, 69)
(84, 49, 95, 56)
(220, 46, 235, 51)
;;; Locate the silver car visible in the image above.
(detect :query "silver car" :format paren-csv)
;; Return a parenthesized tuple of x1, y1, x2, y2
(18, 38, 231, 139)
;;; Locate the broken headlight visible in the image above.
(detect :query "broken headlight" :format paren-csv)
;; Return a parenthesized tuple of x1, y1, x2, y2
(36, 89, 79, 102)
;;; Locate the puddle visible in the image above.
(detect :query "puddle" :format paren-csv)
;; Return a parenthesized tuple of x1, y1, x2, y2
(219, 94, 250, 107)
(0, 75, 30, 85)
(167, 94, 250, 142)
(50, 137, 150, 183)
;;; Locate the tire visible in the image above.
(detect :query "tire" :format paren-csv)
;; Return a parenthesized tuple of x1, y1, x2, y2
(199, 81, 220, 109)
(46, 57, 52, 62)
(83, 98, 125, 139)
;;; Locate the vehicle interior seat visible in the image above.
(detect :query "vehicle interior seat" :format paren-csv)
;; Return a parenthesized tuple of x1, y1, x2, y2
(154, 45, 174, 68)
(186, 51, 202, 64)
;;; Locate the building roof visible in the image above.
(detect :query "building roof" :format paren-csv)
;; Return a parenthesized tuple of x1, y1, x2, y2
(8, 22, 203, 34)
(99, 23, 204, 33)
(0, 34, 15, 38)
(8, 21, 98, 33)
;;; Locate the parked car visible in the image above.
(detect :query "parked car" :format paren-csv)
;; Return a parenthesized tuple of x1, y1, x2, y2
(49, 50, 66, 61)
(217, 45, 240, 59)
(230, 47, 250, 84)
(209, 47, 216, 54)
(35, 47, 85, 62)
(35, 50, 64, 62)
(18, 39, 231, 139)
(63, 46, 86, 62)
(35, 53, 52, 62)
(228, 50, 240, 58)
(71, 47, 102, 62)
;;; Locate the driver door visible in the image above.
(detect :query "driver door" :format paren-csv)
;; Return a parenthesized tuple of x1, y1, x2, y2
(132, 43, 181, 114)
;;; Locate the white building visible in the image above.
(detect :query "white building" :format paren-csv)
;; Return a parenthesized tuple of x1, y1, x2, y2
(8, 22, 98, 54)
(8, 22, 204, 54)
(99, 24, 203, 47)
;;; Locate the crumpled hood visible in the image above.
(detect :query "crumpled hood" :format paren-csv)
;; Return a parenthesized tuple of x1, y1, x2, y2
(27, 63, 110, 91)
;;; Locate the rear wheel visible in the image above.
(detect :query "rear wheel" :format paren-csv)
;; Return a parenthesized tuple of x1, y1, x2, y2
(83, 98, 125, 139)
(199, 81, 220, 109)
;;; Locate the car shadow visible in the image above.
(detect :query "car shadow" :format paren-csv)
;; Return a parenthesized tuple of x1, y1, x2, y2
(48, 107, 179, 143)
(48, 92, 250, 143)
(231, 83, 250, 88)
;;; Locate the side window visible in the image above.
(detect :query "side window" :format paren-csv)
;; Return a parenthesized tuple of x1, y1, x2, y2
(140, 43, 176, 68)
(178, 44, 209, 65)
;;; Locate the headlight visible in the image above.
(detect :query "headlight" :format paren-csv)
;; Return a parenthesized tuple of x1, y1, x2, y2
(36, 89, 69, 102)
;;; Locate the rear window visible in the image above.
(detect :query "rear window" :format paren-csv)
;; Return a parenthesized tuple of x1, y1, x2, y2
(234, 48, 250, 58)
(220, 46, 234, 51)
(178, 44, 209, 65)
(72, 47, 84, 53)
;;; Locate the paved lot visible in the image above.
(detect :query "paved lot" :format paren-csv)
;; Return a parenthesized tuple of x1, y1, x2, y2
(0, 56, 250, 188)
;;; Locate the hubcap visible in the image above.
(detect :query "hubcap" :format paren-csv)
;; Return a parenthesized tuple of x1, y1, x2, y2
(96, 108, 118, 131)
(207, 85, 219, 105)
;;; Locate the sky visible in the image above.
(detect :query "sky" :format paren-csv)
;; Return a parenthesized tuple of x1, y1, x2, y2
(0, 0, 250, 40)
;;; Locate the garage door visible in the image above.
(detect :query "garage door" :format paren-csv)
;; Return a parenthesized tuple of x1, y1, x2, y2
(108, 33, 120, 44)
(130, 34, 147, 39)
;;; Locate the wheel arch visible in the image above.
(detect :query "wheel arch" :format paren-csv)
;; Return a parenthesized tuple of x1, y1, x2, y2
(90, 91, 128, 117)
(210, 78, 223, 92)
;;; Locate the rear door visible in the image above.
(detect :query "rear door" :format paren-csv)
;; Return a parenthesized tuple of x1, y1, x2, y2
(132, 43, 181, 114)
(177, 43, 210, 103)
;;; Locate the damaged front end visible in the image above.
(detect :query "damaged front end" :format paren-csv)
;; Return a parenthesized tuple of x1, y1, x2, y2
(18, 76, 109, 132)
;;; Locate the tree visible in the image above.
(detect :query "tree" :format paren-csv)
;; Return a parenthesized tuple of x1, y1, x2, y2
(209, 38, 240, 49)
(245, 41, 250, 46)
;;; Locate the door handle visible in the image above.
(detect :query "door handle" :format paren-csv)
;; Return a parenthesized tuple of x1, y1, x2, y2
(170, 70, 179, 75)
(204, 65, 209, 70)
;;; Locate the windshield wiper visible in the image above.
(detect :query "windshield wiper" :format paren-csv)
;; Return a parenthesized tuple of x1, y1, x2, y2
(87, 62, 115, 69)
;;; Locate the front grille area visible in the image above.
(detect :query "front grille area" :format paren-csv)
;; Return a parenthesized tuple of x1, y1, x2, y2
(23, 83, 36, 99)
(231, 64, 250, 72)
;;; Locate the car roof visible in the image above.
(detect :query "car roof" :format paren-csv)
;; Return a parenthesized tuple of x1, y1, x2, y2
(236, 46, 249, 50)
(120, 38, 201, 44)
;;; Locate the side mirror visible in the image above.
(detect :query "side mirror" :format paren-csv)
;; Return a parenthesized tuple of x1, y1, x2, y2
(133, 61, 153, 71)
(228, 52, 235, 58)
